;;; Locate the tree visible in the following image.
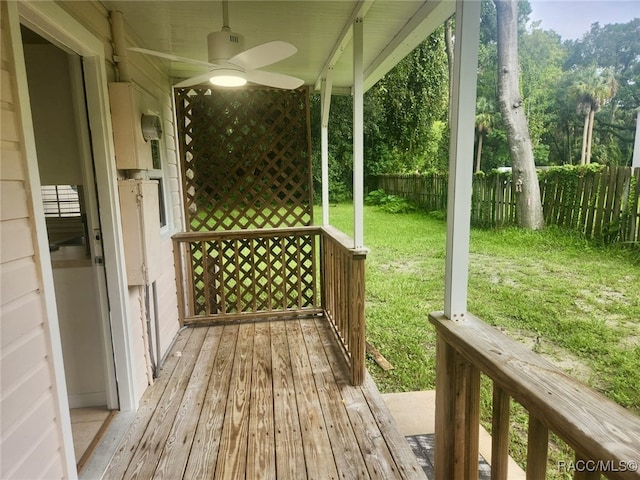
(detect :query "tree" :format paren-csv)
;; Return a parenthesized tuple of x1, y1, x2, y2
(474, 97, 495, 172)
(370, 29, 449, 169)
(494, 0, 544, 229)
(570, 66, 618, 164)
(565, 20, 639, 165)
(310, 29, 449, 197)
(472, 0, 535, 170)
(519, 26, 566, 164)
(444, 16, 454, 123)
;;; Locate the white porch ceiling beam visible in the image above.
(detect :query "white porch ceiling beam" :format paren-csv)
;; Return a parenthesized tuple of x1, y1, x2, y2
(363, 0, 454, 92)
(353, 16, 364, 248)
(444, 0, 481, 320)
(321, 70, 333, 225)
(313, 0, 374, 92)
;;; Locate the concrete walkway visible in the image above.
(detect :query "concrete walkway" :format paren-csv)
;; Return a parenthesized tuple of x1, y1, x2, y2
(382, 390, 526, 479)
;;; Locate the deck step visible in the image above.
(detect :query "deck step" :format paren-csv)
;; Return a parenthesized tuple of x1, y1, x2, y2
(383, 391, 526, 480)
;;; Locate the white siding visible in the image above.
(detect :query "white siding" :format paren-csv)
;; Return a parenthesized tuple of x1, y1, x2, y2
(1, 1, 183, 474)
(0, 2, 68, 478)
(157, 237, 181, 357)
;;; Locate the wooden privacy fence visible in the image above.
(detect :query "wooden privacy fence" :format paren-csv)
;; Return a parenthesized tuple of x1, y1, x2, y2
(429, 311, 640, 480)
(375, 172, 448, 212)
(376, 166, 640, 244)
(172, 226, 367, 385)
(539, 166, 639, 243)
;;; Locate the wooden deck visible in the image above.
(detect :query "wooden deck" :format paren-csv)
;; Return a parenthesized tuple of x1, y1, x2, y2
(103, 318, 426, 479)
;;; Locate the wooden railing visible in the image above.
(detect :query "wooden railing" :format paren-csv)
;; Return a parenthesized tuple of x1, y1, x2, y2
(173, 227, 321, 323)
(173, 226, 367, 384)
(320, 226, 368, 385)
(429, 311, 640, 480)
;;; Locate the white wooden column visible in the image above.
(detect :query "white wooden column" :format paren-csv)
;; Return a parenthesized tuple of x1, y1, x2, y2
(632, 109, 640, 168)
(444, 0, 481, 320)
(353, 17, 364, 248)
(321, 70, 333, 225)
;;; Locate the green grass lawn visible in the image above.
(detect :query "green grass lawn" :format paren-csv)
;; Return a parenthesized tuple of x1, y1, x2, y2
(319, 203, 640, 477)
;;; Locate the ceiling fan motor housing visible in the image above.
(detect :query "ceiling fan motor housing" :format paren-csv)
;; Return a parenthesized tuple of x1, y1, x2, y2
(207, 28, 245, 64)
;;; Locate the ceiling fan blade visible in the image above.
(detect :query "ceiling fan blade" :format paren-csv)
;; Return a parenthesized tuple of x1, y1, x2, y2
(229, 41, 297, 70)
(128, 47, 217, 68)
(245, 70, 304, 90)
(174, 71, 215, 88)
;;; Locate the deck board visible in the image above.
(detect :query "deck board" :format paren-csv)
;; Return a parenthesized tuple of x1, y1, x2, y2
(246, 321, 275, 480)
(301, 319, 372, 479)
(270, 320, 307, 478)
(183, 325, 237, 479)
(124, 327, 207, 480)
(215, 322, 254, 480)
(287, 319, 340, 480)
(104, 319, 426, 480)
(103, 328, 194, 480)
(152, 327, 221, 479)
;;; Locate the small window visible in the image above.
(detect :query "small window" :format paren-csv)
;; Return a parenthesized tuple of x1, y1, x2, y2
(41, 185, 82, 217)
(41, 185, 89, 256)
(151, 139, 162, 170)
(151, 177, 167, 228)
(148, 138, 169, 230)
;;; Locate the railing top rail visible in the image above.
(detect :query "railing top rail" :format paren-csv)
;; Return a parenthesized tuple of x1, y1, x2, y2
(321, 225, 368, 257)
(429, 311, 640, 475)
(172, 225, 321, 242)
(174, 225, 368, 258)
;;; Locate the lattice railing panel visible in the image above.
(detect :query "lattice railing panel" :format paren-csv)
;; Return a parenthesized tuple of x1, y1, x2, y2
(185, 229, 319, 318)
(175, 87, 312, 231)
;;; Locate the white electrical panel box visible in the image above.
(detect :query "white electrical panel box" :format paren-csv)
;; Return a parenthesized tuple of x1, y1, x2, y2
(118, 179, 161, 285)
(108, 82, 153, 170)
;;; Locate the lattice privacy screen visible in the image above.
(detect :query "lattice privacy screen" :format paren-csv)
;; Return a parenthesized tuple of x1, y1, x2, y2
(175, 87, 313, 231)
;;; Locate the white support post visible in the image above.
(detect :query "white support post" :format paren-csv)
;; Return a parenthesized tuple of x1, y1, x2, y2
(444, 0, 481, 320)
(353, 17, 365, 248)
(321, 126, 330, 225)
(632, 109, 640, 168)
(321, 71, 333, 226)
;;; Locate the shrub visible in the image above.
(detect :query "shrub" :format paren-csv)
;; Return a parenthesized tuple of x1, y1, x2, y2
(364, 189, 417, 213)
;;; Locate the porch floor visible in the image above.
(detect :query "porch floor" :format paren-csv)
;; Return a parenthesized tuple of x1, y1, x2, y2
(102, 318, 426, 479)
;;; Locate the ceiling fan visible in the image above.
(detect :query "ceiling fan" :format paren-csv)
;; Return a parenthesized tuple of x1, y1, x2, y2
(128, 0, 304, 89)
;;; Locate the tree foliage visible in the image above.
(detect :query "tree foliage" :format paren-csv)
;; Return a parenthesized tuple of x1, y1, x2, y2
(310, 28, 449, 199)
(312, 1, 639, 199)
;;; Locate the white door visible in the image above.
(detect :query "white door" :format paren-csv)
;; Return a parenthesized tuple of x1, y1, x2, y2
(21, 26, 118, 411)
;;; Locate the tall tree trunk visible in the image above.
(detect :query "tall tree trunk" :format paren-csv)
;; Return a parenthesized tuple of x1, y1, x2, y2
(580, 110, 589, 165)
(494, 0, 544, 230)
(475, 133, 484, 173)
(586, 108, 595, 164)
(445, 17, 454, 123)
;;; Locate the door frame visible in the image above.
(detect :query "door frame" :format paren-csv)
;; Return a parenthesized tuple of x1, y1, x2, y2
(15, 2, 139, 417)
(68, 53, 119, 410)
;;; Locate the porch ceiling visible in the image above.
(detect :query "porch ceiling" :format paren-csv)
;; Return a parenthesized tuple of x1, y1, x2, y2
(101, 0, 454, 93)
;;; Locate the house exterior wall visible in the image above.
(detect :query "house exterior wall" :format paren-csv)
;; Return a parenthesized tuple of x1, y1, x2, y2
(56, 0, 183, 376)
(1, 2, 71, 478)
(1, 0, 183, 477)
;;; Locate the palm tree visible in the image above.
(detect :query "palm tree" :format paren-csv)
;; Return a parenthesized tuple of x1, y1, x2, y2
(475, 97, 495, 172)
(571, 66, 618, 164)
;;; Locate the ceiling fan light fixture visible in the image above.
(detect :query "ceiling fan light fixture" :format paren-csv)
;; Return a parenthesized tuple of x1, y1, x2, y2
(209, 68, 247, 87)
